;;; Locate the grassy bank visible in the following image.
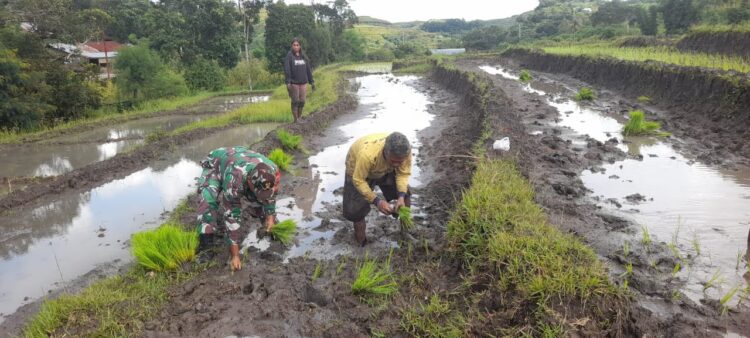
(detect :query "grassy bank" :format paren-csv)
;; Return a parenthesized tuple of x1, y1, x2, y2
(171, 65, 340, 135)
(0, 90, 236, 145)
(542, 43, 750, 73)
(399, 159, 624, 336)
(22, 201, 198, 337)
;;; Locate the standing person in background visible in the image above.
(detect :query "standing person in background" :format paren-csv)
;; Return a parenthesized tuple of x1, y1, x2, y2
(284, 38, 315, 123)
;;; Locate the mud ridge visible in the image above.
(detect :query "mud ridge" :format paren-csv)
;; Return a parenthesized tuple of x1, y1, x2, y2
(502, 48, 750, 164)
(677, 30, 750, 57)
(455, 57, 750, 336)
(0, 81, 356, 212)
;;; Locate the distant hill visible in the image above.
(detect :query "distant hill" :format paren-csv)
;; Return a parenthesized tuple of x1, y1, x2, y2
(357, 16, 392, 26)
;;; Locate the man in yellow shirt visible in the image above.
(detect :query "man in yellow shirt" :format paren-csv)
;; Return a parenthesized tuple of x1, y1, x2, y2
(343, 132, 412, 246)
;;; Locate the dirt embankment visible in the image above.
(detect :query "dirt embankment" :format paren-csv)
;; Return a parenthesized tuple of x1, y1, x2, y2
(0, 83, 354, 213)
(455, 57, 750, 336)
(502, 48, 750, 165)
(677, 30, 750, 57)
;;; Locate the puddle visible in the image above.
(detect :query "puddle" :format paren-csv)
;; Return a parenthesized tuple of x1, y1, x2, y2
(0, 123, 277, 321)
(481, 65, 750, 304)
(243, 74, 435, 262)
(0, 94, 271, 178)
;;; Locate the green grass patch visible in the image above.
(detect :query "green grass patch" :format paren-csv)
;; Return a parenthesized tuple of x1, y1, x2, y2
(270, 219, 297, 245)
(351, 256, 398, 296)
(575, 87, 596, 101)
(637, 95, 652, 103)
(543, 44, 750, 73)
(132, 224, 198, 272)
(398, 207, 414, 231)
(400, 294, 466, 338)
(171, 66, 340, 135)
(338, 62, 393, 73)
(276, 129, 302, 151)
(268, 148, 293, 171)
(518, 69, 533, 83)
(623, 110, 662, 136)
(445, 159, 621, 334)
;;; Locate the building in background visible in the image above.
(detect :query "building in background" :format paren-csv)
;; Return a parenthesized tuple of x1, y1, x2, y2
(49, 40, 125, 79)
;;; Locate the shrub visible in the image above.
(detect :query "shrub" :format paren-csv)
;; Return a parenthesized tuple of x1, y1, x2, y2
(268, 148, 293, 171)
(623, 110, 661, 136)
(518, 70, 532, 83)
(276, 129, 302, 151)
(227, 59, 284, 90)
(270, 219, 297, 245)
(131, 224, 198, 271)
(575, 87, 596, 101)
(184, 58, 227, 92)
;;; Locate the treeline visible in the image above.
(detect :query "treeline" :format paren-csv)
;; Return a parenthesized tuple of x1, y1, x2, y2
(0, 0, 364, 131)
(459, 0, 750, 50)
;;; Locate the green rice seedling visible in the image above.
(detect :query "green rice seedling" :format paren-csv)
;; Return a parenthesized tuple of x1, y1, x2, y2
(736, 250, 747, 270)
(703, 269, 724, 292)
(641, 225, 652, 247)
(518, 69, 532, 83)
(336, 258, 347, 276)
(311, 261, 323, 281)
(637, 96, 651, 103)
(574, 87, 596, 101)
(672, 262, 682, 278)
(720, 286, 741, 315)
(351, 256, 398, 296)
(623, 110, 662, 136)
(270, 219, 297, 245)
(692, 233, 701, 256)
(623, 241, 630, 257)
(131, 224, 198, 271)
(268, 148, 293, 171)
(670, 289, 682, 302)
(276, 129, 303, 151)
(398, 207, 414, 231)
(620, 262, 633, 278)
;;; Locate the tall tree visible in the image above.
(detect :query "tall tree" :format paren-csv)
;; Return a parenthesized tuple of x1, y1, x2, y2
(636, 6, 659, 36)
(661, 0, 698, 34)
(264, 2, 315, 72)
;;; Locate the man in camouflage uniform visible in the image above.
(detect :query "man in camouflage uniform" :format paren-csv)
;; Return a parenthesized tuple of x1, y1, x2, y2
(196, 146, 281, 271)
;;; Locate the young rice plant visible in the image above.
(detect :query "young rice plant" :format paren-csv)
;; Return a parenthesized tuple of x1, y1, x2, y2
(270, 219, 297, 245)
(268, 148, 293, 171)
(131, 224, 198, 271)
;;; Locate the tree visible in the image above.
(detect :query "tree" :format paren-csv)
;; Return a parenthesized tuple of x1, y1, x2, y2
(184, 57, 227, 91)
(636, 6, 659, 36)
(591, 1, 636, 26)
(265, 2, 316, 72)
(661, 0, 698, 34)
(462, 26, 509, 51)
(0, 48, 54, 130)
(114, 44, 187, 100)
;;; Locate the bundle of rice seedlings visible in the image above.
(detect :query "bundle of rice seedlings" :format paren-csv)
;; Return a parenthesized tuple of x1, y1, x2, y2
(277, 129, 303, 151)
(518, 70, 532, 83)
(131, 224, 198, 271)
(351, 258, 398, 296)
(398, 206, 414, 231)
(623, 110, 661, 136)
(270, 219, 297, 245)
(575, 87, 596, 101)
(268, 148, 293, 171)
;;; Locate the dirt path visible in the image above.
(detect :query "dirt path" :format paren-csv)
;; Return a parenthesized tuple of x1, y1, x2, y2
(141, 74, 478, 337)
(455, 57, 750, 336)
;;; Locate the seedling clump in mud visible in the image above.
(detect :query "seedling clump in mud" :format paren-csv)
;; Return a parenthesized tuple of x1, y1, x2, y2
(132, 224, 198, 271)
(519, 69, 533, 83)
(623, 110, 662, 136)
(276, 128, 303, 151)
(575, 87, 596, 101)
(268, 148, 293, 171)
(270, 219, 297, 245)
(352, 255, 398, 296)
(398, 206, 414, 230)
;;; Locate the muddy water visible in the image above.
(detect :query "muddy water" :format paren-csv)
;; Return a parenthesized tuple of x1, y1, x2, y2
(0, 123, 277, 321)
(0, 94, 271, 178)
(481, 64, 750, 304)
(243, 74, 434, 261)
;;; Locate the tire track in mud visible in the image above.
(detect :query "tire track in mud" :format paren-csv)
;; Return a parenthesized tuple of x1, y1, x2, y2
(455, 57, 750, 337)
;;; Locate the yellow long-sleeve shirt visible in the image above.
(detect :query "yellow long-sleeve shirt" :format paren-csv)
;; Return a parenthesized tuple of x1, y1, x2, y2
(345, 133, 412, 203)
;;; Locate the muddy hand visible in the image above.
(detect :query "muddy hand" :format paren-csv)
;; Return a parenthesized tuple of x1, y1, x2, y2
(230, 255, 242, 271)
(265, 215, 275, 232)
(376, 200, 392, 215)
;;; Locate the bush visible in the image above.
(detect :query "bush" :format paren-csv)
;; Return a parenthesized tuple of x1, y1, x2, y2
(184, 58, 226, 92)
(575, 87, 596, 101)
(623, 110, 661, 136)
(366, 47, 395, 61)
(268, 148, 293, 171)
(115, 44, 188, 101)
(131, 224, 198, 271)
(227, 59, 284, 90)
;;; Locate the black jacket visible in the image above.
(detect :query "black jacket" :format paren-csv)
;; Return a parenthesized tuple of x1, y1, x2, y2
(283, 51, 314, 85)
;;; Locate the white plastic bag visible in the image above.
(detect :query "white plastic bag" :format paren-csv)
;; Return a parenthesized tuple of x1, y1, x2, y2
(493, 137, 510, 151)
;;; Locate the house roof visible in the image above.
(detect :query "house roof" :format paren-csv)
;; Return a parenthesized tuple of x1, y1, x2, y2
(49, 42, 118, 60)
(85, 41, 124, 53)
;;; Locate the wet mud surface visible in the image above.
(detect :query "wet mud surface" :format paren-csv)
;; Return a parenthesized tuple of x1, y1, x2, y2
(458, 57, 750, 336)
(140, 74, 477, 337)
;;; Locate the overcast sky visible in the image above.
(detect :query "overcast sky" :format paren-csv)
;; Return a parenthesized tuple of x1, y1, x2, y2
(282, 0, 540, 22)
